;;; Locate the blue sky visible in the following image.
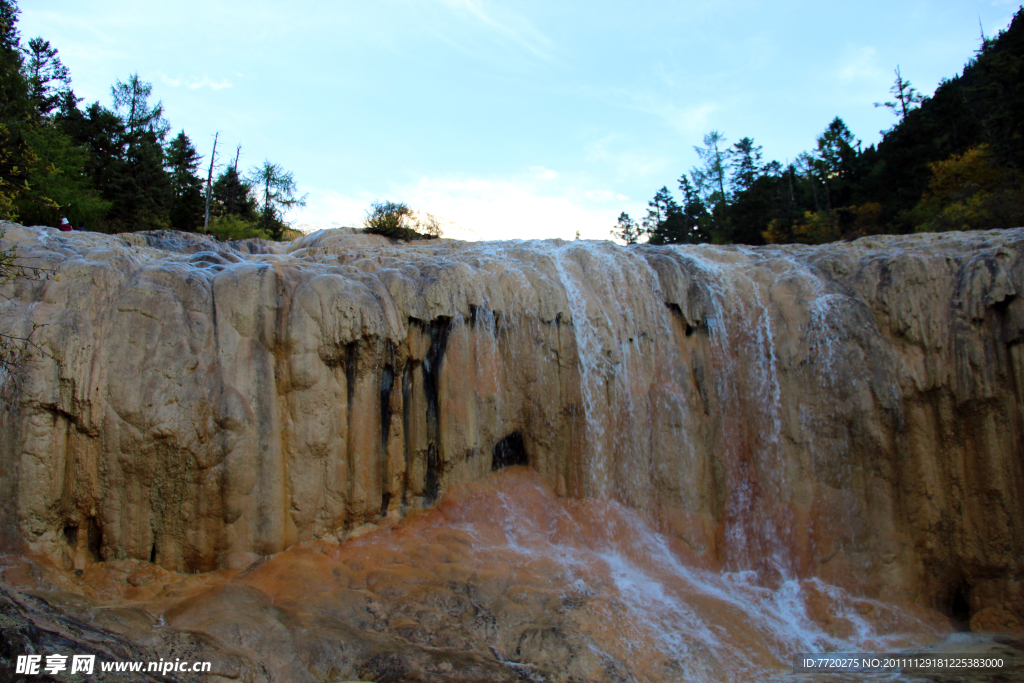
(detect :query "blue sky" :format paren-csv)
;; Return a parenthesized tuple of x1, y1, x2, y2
(18, 0, 1021, 241)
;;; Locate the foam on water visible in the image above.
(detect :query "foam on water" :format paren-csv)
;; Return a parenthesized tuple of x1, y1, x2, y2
(3, 227, 980, 681)
(417, 470, 946, 683)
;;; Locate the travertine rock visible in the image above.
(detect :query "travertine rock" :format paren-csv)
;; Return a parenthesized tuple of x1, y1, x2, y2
(0, 469, 960, 683)
(1, 222, 1023, 628)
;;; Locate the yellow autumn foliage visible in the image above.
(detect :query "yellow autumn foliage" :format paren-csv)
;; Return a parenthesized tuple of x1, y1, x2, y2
(912, 145, 1024, 233)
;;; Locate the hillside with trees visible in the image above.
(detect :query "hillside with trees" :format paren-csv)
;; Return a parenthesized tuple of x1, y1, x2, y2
(0, 0, 302, 240)
(616, 6, 1024, 245)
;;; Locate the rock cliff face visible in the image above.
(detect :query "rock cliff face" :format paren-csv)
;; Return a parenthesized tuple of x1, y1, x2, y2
(1, 223, 1023, 627)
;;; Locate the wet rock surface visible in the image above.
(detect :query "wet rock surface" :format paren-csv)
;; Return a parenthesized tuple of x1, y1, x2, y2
(0, 468, 1005, 683)
(2, 223, 1024, 681)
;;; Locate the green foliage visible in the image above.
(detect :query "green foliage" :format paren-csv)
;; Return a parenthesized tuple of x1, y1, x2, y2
(642, 187, 680, 236)
(99, 74, 171, 232)
(725, 139, 782, 244)
(247, 160, 306, 241)
(362, 200, 442, 240)
(57, 101, 127, 207)
(2, 0, 298, 237)
(0, 121, 37, 220)
(728, 137, 764, 194)
(873, 66, 925, 122)
(111, 73, 168, 141)
(783, 210, 840, 245)
(0, 23, 105, 229)
(647, 179, 713, 245)
(212, 165, 257, 221)
(911, 145, 1024, 232)
(364, 199, 410, 236)
(165, 130, 204, 231)
(764, 202, 883, 245)
(611, 211, 642, 244)
(205, 213, 270, 241)
(624, 7, 1024, 245)
(0, 0, 27, 122)
(857, 9, 1024, 229)
(22, 37, 70, 120)
(690, 131, 731, 241)
(0, 0, 32, 220)
(14, 122, 109, 227)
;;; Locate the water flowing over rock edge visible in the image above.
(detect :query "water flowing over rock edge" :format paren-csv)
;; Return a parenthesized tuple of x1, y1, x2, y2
(0, 222, 1022, 634)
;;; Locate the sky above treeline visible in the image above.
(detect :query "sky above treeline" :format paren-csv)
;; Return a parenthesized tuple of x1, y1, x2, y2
(19, 0, 1020, 241)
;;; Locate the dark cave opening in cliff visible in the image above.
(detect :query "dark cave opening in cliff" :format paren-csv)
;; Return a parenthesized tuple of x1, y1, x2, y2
(492, 432, 528, 471)
(949, 579, 973, 624)
(86, 517, 103, 562)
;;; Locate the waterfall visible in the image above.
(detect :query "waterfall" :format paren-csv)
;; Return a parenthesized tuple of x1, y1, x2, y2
(2, 224, 1022, 683)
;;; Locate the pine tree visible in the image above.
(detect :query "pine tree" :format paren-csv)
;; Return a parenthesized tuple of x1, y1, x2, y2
(874, 66, 925, 122)
(248, 160, 305, 240)
(57, 101, 124, 203)
(0, 0, 27, 120)
(111, 74, 167, 143)
(679, 176, 712, 244)
(691, 131, 731, 241)
(611, 211, 643, 244)
(22, 37, 70, 119)
(0, 0, 32, 218)
(14, 122, 109, 228)
(728, 137, 764, 195)
(809, 117, 860, 222)
(646, 179, 711, 245)
(104, 74, 171, 230)
(212, 165, 257, 220)
(165, 130, 204, 231)
(643, 186, 681, 243)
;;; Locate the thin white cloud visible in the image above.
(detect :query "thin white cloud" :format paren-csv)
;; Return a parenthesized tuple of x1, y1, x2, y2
(583, 133, 671, 179)
(666, 101, 720, 136)
(836, 45, 887, 83)
(160, 74, 232, 90)
(580, 85, 721, 138)
(529, 166, 558, 180)
(585, 190, 629, 203)
(432, 0, 554, 61)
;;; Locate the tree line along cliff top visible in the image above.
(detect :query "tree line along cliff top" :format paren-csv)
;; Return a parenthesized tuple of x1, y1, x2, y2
(614, 5, 1024, 247)
(0, 0, 1022, 247)
(0, 0, 306, 242)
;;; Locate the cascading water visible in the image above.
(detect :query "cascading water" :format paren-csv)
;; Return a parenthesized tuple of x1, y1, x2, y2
(494, 240, 947, 681)
(340, 236, 949, 681)
(551, 240, 687, 504)
(3, 224, 1021, 683)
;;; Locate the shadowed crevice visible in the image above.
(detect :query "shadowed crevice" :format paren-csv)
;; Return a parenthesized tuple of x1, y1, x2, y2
(492, 432, 528, 471)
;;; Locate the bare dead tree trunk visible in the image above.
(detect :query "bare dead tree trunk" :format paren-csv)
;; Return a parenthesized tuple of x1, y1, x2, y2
(204, 132, 219, 230)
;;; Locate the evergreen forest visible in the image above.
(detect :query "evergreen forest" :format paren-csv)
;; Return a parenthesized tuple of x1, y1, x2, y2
(2, 0, 1022, 245)
(615, 7, 1024, 246)
(0, 0, 303, 241)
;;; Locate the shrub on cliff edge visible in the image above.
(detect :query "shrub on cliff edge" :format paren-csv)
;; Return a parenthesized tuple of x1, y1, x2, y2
(363, 200, 442, 240)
